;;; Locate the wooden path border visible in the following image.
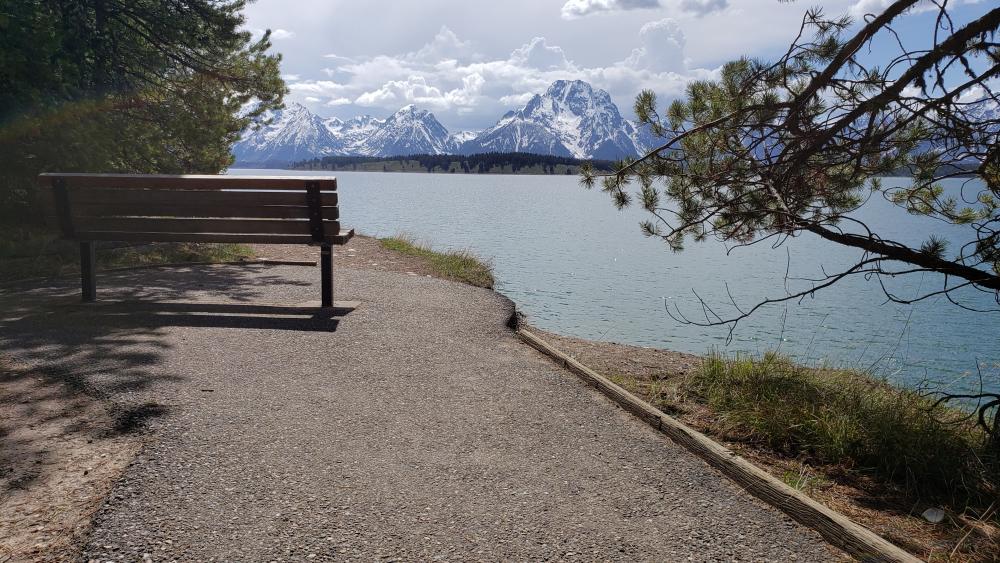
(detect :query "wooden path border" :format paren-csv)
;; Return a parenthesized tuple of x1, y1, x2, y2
(517, 328, 920, 563)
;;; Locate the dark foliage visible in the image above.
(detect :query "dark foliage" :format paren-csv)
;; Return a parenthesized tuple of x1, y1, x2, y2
(0, 0, 286, 224)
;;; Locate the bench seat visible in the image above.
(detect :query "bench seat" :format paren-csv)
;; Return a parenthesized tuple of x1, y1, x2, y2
(38, 173, 354, 307)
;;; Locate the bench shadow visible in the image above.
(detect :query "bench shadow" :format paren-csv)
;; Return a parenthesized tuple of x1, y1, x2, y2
(77, 301, 352, 332)
(0, 263, 336, 494)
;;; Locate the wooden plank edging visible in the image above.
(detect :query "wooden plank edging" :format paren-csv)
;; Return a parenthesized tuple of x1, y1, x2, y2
(517, 328, 920, 563)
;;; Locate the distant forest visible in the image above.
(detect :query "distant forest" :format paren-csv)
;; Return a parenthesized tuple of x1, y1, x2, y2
(289, 153, 618, 175)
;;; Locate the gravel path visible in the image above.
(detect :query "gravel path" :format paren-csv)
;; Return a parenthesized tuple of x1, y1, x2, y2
(0, 264, 839, 561)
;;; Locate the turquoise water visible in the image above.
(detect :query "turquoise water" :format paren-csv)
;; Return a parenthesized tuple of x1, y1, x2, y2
(230, 169, 999, 394)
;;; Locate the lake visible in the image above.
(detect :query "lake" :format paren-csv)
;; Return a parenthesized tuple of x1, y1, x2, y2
(230, 169, 999, 394)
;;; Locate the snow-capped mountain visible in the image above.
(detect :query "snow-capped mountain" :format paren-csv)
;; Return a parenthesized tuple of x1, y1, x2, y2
(459, 80, 652, 160)
(323, 115, 384, 154)
(356, 105, 453, 156)
(233, 103, 342, 165)
(231, 80, 656, 165)
(232, 104, 454, 164)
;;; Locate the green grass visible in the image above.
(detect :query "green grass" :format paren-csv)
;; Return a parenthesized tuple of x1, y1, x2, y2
(380, 235, 494, 289)
(0, 227, 255, 283)
(687, 351, 997, 503)
(781, 464, 830, 495)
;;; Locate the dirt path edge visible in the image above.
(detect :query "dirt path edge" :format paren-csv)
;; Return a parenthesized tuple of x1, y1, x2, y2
(517, 328, 921, 563)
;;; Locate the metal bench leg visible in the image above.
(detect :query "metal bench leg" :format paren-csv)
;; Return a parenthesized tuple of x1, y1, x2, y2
(320, 243, 333, 308)
(81, 242, 97, 302)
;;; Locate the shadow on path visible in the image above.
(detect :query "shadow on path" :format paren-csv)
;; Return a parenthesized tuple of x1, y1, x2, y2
(70, 301, 351, 332)
(0, 264, 329, 494)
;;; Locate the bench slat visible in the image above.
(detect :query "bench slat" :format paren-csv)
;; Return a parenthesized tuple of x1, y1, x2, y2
(72, 230, 355, 245)
(64, 203, 339, 221)
(74, 217, 340, 236)
(38, 173, 337, 191)
(39, 187, 337, 208)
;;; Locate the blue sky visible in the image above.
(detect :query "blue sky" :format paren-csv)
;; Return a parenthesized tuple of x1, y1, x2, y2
(243, 0, 991, 131)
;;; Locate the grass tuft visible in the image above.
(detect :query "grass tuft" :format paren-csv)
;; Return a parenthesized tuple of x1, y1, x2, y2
(380, 235, 494, 289)
(687, 351, 997, 503)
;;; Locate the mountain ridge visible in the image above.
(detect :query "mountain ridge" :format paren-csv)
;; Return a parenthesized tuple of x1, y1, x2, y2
(231, 80, 653, 166)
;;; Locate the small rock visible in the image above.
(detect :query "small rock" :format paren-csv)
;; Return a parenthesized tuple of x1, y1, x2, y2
(922, 507, 946, 523)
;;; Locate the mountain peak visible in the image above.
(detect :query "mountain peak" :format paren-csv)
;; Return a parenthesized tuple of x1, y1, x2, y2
(284, 101, 311, 113)
(460, 79, 647, 160)
(391, 104, 435, 120)
(548, 79, 591, 94)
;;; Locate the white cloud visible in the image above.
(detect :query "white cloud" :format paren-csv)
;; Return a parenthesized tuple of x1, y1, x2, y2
(561, 0, 662, 19)
(245, 0, 882, 131)
(288, 80, 351, 97)
(354, 76, 438, 107)
(848, 0, 981, 19)
(849, 0, 901, 18)
(354, 72, 486, 110)
(509, 38, 573, 70)
(281, 22, 713, 130)
(304, 96, 321, 103)
(408, 26, 477, 62)
(249, 27, 296, 42)
(282, 74, 300, 81)
(678, 0, 727, 17)
(623, 18, 686, 73)
(560, 0, 727, 19)
(500, 92, 537, 106)
(322, 54, 357, 63)
(452, 73, 487, 105)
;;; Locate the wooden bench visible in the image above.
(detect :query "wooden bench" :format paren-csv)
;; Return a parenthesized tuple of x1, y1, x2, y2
(38, 173, 354, 307)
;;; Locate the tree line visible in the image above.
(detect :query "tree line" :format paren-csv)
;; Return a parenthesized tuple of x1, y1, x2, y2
(293, 152, 616, 174)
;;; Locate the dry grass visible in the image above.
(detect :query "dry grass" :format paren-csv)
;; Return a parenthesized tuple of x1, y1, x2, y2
(379, 235, 494, 289)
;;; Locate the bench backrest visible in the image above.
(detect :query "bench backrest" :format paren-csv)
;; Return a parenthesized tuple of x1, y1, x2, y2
(38, 173, 343, 245)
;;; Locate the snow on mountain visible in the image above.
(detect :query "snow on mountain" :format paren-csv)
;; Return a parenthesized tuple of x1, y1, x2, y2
(354, 105, 453, 156)
(231, 80, 657, 165)
(460, 80, 650, 159)
(965, 96, 1000, 135)
(231, 103, 342, 165)
(323, 115, 384, 154)
(448, 130, 480, 148)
